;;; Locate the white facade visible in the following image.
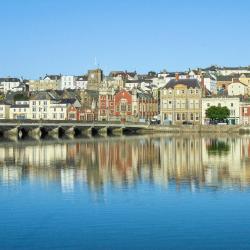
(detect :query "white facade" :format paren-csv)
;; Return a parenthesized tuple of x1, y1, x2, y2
(74, 76, 88, 90)
(60, 76, 75, 90)
(204, 76, 217, 94)
(217, 68, 250, 76)
(10, 101, 31, 120)
(0, 102, 10, 119)
(228, 82, 248, 96)
(201, 97, 240, 125)
(0, 78, 21, 94)
(125, 81, 139, 89)
(30, 99, 67, 120)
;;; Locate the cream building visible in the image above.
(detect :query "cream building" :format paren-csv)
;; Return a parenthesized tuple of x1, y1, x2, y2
(160, 77, 202, 125)
(0, 101, 11, 119)
(228, 82, 248, 96)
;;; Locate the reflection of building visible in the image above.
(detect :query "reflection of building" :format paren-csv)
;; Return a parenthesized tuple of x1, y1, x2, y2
(0, 135, 250, 191)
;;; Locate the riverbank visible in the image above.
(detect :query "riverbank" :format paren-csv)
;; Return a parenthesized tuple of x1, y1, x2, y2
(139, 124, 249, 134)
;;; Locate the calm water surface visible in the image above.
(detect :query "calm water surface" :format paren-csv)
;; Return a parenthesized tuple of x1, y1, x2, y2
(1, 134, 250, 250)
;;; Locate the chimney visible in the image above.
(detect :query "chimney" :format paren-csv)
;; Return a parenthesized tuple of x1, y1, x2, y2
(200, 74, 205, 96)
(232, 78, 239, 83)
(175, 73, 179, 81)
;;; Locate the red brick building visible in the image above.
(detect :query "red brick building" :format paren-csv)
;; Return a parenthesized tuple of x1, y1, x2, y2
(114, 90, 133, 122)
(240, 103, 250, 124)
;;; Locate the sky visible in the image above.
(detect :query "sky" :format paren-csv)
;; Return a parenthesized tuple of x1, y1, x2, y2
(0, 0, 250, 78)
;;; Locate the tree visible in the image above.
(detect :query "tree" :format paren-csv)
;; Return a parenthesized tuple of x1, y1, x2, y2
(206, 106, 230, 122)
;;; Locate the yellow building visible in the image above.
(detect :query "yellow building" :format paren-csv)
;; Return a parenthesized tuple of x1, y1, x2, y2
(239, 73, 250, 95)
(160, 77, 202, 125)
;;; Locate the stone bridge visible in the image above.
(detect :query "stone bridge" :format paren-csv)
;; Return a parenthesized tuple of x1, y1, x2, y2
(0, 120, 150, 139)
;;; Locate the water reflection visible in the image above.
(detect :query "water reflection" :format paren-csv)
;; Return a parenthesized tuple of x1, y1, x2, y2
(0, 135, 250, 192)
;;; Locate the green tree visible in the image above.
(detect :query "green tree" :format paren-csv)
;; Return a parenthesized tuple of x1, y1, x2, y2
(206, 106, 230, 122)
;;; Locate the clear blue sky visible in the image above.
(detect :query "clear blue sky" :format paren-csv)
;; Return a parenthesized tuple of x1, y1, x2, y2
(1, 0, 250, 78)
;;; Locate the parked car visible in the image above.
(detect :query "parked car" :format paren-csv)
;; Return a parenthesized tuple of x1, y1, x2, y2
(182, 121, 193, 125)
(150, 119, 160, 125)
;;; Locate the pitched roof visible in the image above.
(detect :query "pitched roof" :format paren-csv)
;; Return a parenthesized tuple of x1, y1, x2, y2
(43, 75, 61, 81)
(0, 77, 20, 82)
(165, 79, 200, 89)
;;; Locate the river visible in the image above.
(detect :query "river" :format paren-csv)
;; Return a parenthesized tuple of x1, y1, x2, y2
(1, 134, 250, 249)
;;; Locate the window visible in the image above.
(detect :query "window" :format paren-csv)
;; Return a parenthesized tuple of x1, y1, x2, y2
(32, 101, 35, 105)
(176, 113, 180, 120)
(128, 104, 131, 112)
(32, 107, 36, 112)
(53, 114, 56, 119)
(231, 103, 234, 107)
(61, 108, 64, 112)
(60, 113, 64, 119)
(43, 114, 47, 119)
(54, 108, 56, 112)
(33, 114, 36, 119)
(182, 113, 185, 120)
(120, 102, 127, 112)
(196, 114, 199, 120)
(182, 90, 185, 94)
(207, 103, 210, 107)
(44, 101, 47, 105)
(244, 108, 248, 114)
(190, 113, 194, 120)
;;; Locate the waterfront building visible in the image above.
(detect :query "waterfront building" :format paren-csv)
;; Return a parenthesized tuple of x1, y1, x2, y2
(79, 90, 99, 120)
(98, 87, 115, 121)
(135, 89, 158, 121)
(201, 97, 240, 124)
(160, 75, 202, 125)
(9, 100, 30, 119)
(113, 89, 135, 122)
(240, 102, 250, 125)
(0, 101, 11, 119)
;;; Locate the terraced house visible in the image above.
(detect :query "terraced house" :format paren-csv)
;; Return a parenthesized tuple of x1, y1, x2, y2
(160, 75, 202, 125)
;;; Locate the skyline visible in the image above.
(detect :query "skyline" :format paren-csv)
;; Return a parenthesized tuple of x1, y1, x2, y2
(1, 0, 250, 78)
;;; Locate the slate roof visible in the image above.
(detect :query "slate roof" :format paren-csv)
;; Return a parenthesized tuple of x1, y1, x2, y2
(0, 77, 20, 82)
(165, 79, 200, 89)
(43, 75, 61, 81)
(10, 104, 29, 108)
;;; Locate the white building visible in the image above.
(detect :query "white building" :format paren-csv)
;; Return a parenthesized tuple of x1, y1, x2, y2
(0, 78, 21, 94)
(201, 97, 240, 125)
(217, 67, 250, 76)
(228, 82, 248, 96)
(203, 74, 217, 94)
(9, 100, 30, 119)
(60, 75, 75, 90)
(74, 76, 88, 90)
